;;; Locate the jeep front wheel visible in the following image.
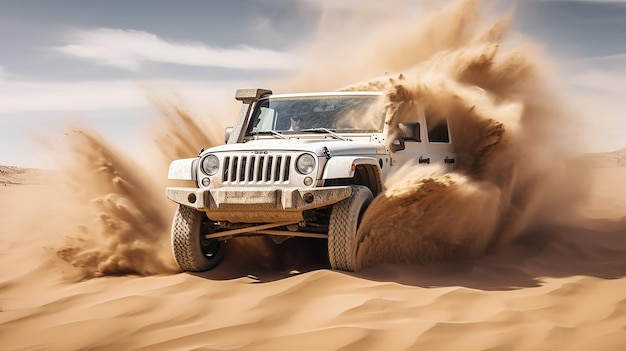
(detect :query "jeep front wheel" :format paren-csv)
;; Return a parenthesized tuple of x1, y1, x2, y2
(171, 205, 223, 272)
(328, 185, 373, 271)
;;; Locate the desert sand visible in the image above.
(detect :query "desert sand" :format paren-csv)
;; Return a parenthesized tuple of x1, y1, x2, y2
(2, 0, 626, 349)
(1, 163, 625, 350)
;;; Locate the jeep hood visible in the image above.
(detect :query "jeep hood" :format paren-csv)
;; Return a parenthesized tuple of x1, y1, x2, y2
(202, 139, 386, 157)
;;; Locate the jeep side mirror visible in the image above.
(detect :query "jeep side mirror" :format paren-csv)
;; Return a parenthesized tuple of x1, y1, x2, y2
(391, 122, 420, 152)
(225, 126, 234, 144)
(397, 122, 421, 141)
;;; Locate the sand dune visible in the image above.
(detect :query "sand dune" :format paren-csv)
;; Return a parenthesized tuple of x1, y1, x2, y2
(3, 1, 626, 349)
(581, 148, 626, 168)
(1, 166, 625, 350)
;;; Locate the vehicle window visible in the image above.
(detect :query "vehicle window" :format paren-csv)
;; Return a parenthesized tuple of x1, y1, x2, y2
(247, 95, 385, 135)
(256, 107, 276, 130)
(426, 114, 450, 143)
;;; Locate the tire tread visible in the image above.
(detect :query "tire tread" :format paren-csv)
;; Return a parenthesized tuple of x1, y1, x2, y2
(328, 185, 373, 271)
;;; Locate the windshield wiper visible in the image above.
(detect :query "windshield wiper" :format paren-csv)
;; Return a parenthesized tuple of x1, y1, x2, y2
(253, 130, 287, 139)
(299, 128, 348, 141)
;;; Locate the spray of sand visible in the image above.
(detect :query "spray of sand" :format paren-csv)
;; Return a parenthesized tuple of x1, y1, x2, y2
(334, 3, 589, 269)
(55, 130, 176, 277)
(54, 97, 225, 278)
(269, 0, 588, 268)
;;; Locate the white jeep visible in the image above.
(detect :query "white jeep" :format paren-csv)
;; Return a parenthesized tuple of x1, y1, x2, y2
(166, 88, 456, 272)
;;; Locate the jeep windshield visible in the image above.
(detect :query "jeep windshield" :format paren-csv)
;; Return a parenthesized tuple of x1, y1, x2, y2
(246, 92, 385, 136)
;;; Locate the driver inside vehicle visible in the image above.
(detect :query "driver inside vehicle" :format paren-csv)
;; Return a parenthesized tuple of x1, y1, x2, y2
(288, 115, 302, 131)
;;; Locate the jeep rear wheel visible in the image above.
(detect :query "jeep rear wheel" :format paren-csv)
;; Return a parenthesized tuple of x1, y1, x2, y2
(328, 185, 373, 272)
(171, 205, 223, 272)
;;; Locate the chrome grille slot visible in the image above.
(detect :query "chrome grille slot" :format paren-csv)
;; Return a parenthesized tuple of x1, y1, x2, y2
(231, 156, 239, 182)
(240, 157, 247, 181)
(274, 157, 282, 181)
(256, 156, 264, 182)
(266, 156, 273, 181)
(248, 157, 256, 181)
(222, 154, 292, 184)
(223, 157, 230, 182)
(283, 156, 291, 181)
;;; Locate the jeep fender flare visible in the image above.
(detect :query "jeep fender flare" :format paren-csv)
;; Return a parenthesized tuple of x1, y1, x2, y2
(168, 158, 198, 181)
(322, 156, 378, 179)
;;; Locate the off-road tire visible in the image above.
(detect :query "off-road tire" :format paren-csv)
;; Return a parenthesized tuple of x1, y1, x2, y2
(171, 204, 223, 272)
(328, 185, 373, 271)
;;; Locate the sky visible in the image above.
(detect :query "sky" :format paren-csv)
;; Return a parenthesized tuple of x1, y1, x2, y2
(0, 0, 625, 167)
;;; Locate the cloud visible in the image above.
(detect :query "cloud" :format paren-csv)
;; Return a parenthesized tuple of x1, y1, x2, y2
(569, 69, 626, 93)
(0, 76, 252, 114)
(54, 28, 296, 71)
(0, 69, 254, 168)
(560, 61, 626, 152)
(572, 52, 626, 67)
(296, 0, 417, 11)
(565, 53, 626, 91)
(532, 0, 626, 2)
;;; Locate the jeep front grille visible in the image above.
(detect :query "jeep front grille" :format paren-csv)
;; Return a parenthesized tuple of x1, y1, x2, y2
(223, 155, 291, 184)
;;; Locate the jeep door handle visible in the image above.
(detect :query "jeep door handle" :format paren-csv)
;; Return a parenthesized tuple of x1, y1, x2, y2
(444, 157, 455, 164)
(419, 157, 430, 164)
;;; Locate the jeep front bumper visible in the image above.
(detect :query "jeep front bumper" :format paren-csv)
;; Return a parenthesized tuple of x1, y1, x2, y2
(166, 186, 352, 223)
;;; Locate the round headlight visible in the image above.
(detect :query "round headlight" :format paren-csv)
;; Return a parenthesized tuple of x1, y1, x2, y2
(296, 154, 316, 175)
(201, 155, 219, 175)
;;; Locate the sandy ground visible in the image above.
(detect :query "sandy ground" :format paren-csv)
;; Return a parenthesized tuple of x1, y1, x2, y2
(1, 166, 626, 351)
(3, 1, 624, 349)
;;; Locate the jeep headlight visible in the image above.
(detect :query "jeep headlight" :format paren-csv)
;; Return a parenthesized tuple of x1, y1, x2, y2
(296, 154, 316, 175)
(201, 155, 220, 175)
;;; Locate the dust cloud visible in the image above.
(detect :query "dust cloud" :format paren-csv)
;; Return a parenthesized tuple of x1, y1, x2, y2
(53, 130, 173, 278)
(339, 2, 589, 269)
(54, 98, 224, 278)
